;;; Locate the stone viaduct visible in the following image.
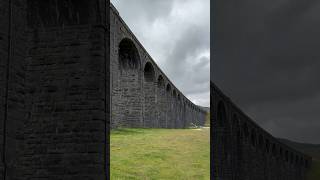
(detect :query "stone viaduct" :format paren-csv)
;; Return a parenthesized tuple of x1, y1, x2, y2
(211, 81, 312, 180)
(110, 4, 207, 129)
(0, 0, 206, 179)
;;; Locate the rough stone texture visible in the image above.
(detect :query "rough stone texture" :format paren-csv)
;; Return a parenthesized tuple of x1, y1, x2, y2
(0, 0, 110, 179)
(211, 81, 312, 180)
(0, 0, 9, 177)
(110, 4, 207, 129)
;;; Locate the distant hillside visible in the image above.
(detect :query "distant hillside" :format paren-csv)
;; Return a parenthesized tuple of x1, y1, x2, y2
(278, 138, 320, 161)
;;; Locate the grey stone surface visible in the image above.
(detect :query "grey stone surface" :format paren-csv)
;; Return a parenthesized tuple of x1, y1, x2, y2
(110, 4, 207, 129)
(211, 82, 312, 180)
(0, 0, 109, 179)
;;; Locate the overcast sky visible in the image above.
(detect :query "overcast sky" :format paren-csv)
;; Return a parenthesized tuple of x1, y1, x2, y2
(111, 0, 210, 107)
(213, 0, 320, 144)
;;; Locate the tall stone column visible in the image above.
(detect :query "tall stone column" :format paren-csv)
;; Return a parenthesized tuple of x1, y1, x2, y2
(0, 1, 110, 179)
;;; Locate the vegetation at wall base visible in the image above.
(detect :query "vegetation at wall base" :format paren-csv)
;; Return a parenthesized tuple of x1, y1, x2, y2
(110, 128, 210, 180)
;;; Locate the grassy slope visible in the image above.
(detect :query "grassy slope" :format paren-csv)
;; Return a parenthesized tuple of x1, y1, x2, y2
(278, 138, 320, 180)
(110, 128, 210, 180)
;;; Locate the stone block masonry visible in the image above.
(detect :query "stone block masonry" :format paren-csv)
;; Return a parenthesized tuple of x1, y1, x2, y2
(211, 82, 312, 180)
(110, 4, 207, 129)
(0, 0, 110, 179)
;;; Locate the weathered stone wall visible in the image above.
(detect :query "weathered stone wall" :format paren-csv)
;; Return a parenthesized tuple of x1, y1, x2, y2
(5, 0, 28, 178)
(0, 0, 110, 179)
(211, 81, 312, 180)
(110, 4, 207, 129)
(0, 0, 9, 177)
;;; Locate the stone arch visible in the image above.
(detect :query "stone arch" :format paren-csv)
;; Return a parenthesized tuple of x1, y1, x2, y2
(144, 62, 155, 82)
(265, 139, 270, 153)
(172, 89, 178, 127)
(242, 122, 249, 139)
(157, 75, 164, 86)
(115, 38, 142, 128)
(157, 75, 166, 128)
(119, 38, 140, 70)
(258, 134, 264, 149)
(251, 129, 256, 147)
(143, 62, 156, 127)
(177, 93, 182, 128)
(272, 143, 276, 156)
(232, 114, 239, 130)
(166, 83, 171, 92)
(166, 84, 173, 128)
(217, 101, 227, 127)
(290, 152, 294, 164)
(182, 100, 187, 128)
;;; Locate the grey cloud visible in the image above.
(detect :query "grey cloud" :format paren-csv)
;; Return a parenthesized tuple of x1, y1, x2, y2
(111, 0, 173, 24)
(165, 26, 210, 80)
(213, 0, 320, 143)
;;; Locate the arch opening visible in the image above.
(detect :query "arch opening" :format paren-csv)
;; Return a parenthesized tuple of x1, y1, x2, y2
(143, 62, 156, 127)
(115, 38, 142, 128)
(144, 62, 155, 82)
(157, 75, 165, 87)
(259, 134, 264, 149)
(119, 38, 140, 70)
(265, 139, 270, 153)
(251, 130, 256, 147)
(165, 84, 173, 128)
(166, 84, 171, 92)
(157, 75, 166, 128)
(217, 102, 227, 127)
(243, 123, 249, 138)
(272, 144, 276, 156)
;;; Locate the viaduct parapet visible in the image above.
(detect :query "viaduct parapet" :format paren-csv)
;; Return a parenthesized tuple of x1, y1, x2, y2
(110, 4, 207, 129)
(211, 82, 312, 180)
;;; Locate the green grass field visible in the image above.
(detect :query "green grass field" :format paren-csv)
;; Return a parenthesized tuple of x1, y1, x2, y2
(110, 128, 210, 180)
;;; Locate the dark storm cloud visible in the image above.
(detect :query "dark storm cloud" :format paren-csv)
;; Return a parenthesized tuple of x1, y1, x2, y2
(213, 0, 320, 143)
(112, 0, 210, 107)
